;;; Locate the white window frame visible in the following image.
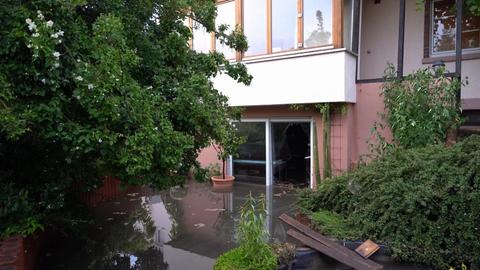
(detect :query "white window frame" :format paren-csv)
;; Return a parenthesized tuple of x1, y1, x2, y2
(229, 117, 313, 188)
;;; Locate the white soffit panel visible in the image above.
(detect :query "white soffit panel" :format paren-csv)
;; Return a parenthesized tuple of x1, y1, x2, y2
(213, 50, 357, 106)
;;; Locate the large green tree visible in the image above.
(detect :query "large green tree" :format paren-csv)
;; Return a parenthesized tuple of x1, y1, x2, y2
(0, 0, 250, 236)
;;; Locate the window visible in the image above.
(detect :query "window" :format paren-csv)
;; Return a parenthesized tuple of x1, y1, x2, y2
(216, 1, 236, 59)
(191, 0, 342, 59)
(343, 0, 354, 51)
(304, 0, 333, 47)
(193, 23, 211, 53)
(272, 0, 298, 52)
(244, 0, 267, 56)
(430, 0, 480, 55)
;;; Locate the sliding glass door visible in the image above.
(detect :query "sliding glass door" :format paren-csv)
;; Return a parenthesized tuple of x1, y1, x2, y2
(232, 122, 266, 185)
(232, 119, 311, 187)
(271, 122, 311, 186)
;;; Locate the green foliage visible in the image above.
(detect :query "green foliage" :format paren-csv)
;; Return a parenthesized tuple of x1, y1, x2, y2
(449, 263, 469, 270)
(310, 210, 360, 240)
(417, 0, 480, 16)
(0, 0, 250, 237)
(193, 163, 221, 182)
(214, 194, 277, 270)
(466, 0, 480, 15)
(315, 103, 332, 178)
(377, 65, 461, 150)
(213, 127, 245, 178)
(290, 103, 347, 180)
(449, 264, 469, 270)
(312, 122, 321, 183)
(214, 245, 277, 270)
(299, 135, 480, 269)
(0, 184, 43, 238)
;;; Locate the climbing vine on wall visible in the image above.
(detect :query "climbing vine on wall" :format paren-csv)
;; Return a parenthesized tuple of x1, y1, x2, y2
(290, 103, 348, 181)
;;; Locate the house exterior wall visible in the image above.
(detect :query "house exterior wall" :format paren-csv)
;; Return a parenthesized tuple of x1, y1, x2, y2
(359, 0, 480, 104)
(198, 0, 479, 186)
(197, 105, 359, 187)
(353, 83, 393, 161)
(214, 49, 357, 106)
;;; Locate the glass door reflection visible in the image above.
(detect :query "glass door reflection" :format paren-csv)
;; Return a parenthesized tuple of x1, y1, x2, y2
(232, 122, 266, 185)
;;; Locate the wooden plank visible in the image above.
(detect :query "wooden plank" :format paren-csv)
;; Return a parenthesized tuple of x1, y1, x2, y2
(280, 214, 351, 255)
(280, 214, 383, 270)
(287, 229, 382, 270)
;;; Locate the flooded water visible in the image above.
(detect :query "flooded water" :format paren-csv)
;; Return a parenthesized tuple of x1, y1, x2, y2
(37, 180, 430, 270)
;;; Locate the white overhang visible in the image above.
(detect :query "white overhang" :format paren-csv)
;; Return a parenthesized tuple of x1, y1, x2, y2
(213, 49, 357, 106)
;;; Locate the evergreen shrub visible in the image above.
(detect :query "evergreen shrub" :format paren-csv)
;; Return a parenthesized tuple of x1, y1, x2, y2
(298, 136, 480, 269)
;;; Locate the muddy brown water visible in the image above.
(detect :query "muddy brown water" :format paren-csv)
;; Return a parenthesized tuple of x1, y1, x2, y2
(37, 180, 431, 270)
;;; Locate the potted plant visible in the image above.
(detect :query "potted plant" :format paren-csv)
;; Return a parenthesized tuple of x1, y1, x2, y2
(211, 125, 244, 188)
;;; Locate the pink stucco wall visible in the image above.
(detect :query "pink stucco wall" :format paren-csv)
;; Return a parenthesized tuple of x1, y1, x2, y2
(352, 83, 393, 163)
(197, 145, 221, 168)
(196, 86, 392, 188)
(197, 105, 347, 187)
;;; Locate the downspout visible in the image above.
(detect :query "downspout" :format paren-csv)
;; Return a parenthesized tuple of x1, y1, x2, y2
(397, 0, 406, 79)
(455, 0, 463, 108)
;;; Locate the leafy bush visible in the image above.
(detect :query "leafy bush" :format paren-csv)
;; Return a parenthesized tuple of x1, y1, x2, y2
(299, 135, 480, 269)
(1, 0, 250, 237)
(0, 184, 43, 238)
(214, 194, 277, 270)
(310, 210, 360, 240)
(378, 65, 462, 150)
(193, 163, 221, 182)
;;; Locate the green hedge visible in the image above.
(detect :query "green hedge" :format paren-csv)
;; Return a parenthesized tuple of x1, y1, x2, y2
(214, 245, 277, 270)
(298, 135, 480, 269)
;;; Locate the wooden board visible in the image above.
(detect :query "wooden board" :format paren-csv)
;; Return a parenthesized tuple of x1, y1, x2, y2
(355, 239, 380, 259)
(280, 213, 383, 270)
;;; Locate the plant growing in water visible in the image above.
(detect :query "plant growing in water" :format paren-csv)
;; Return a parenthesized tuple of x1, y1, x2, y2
(214, 194, 277, 270)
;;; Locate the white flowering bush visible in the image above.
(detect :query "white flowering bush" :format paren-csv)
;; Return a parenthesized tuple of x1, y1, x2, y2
(0, 1, 249, 237)
(26, 11, 63, 69)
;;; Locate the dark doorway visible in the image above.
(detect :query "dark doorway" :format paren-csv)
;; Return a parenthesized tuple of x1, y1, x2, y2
(272, 122, 310, 186)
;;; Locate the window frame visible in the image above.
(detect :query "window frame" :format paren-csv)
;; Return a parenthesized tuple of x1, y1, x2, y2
(215, 0, 237, 59)
(243, 0, 339, 59)
(424, 0, 480, 62)
(192, 0, 343, 61)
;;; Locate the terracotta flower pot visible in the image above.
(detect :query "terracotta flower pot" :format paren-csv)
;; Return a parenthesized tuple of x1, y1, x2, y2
(211, 175, 235, 188)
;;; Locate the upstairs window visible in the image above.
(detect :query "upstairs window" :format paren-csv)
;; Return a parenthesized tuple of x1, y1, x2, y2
(304, 0, 333, 48)
(191, 0, 342, 59)
(272, 0, 298, 52)
(193, 23, 211, 54)
(430, 0, 480, 55)
(244, 0, 267, 56)
(216, 1, 236, 59)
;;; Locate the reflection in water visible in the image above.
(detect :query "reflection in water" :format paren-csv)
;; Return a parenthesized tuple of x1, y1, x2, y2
(38, 181, 296, 270)
(37, 181, 428, 270)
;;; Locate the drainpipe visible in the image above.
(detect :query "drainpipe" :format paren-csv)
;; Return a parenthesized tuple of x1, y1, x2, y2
(455, 0, 463, 108)
(397, 0, 406, 79)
